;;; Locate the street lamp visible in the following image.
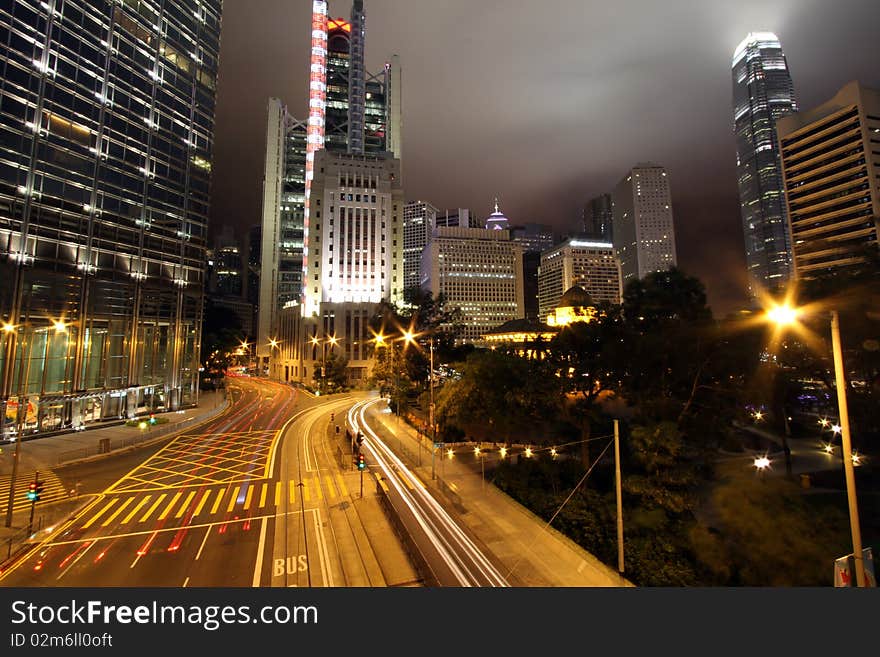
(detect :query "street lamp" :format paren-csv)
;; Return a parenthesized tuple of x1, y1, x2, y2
(765, 302, 866, 587)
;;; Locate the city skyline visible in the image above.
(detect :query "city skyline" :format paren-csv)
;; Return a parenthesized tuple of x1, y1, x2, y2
(211, 0, 880, 316)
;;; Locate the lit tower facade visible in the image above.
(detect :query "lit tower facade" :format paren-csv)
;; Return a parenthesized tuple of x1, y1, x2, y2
(732, 32, 798, 298)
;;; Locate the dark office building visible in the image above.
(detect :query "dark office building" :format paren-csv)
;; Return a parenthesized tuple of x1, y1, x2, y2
(0, 0, 223, 436)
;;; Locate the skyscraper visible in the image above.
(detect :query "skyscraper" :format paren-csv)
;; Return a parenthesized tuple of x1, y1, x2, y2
(584, 194, 613, 242)
(611, 164, 677, 283)
(732, 32, 798, 297)
(258, 1, 403, 363)
(403, 200, 438, 301)
(777, 81, 880, 277)
(0, 0, 223, 436)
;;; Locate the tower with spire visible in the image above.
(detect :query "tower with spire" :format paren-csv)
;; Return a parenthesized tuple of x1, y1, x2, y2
(485, 198, 510, 230)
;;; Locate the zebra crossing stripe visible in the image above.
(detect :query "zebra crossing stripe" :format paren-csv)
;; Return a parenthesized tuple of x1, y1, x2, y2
(82, 499, 118, 529)
(122, 496, 151, 524)
(175, 491, 197, 519)
(193, 490, 212, 517)
(139, 494, 167, 523)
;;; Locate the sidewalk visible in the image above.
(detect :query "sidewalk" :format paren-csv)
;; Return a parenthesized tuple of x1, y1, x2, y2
(0, 390, 229, 550)
(368, 404, 633, 587)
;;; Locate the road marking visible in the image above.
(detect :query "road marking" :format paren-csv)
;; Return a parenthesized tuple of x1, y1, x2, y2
(158, 491, 183, 521)
(289, 480, 296, 504)
(335, 473, 349, 497)
(101, 497, 134, 527)
(122, 496, 151, 524)
(313, 508, 334, 587)
(252, 516, 267, 587)
(193, 490, 212, 517)
(226, 487, 238, 512)
(243, 484, 254, 510)
(210, 489, 225, 514)
(259, 483, 268, 508)
(196, 525, 212, 560)
(139, 494, 166, 522)
(82, 499, 118, 529)
(301, 481, 310, 502)
(175, 491, 197, 519)
(183, 577, 190, 587)
(410, 472, 425, 489)
(274, 481, 281, 507)
(325, 475, 336, 499)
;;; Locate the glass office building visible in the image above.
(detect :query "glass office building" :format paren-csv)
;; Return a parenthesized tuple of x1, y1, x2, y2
(0, 0, 223, 436)
(732, 32, 797, 298)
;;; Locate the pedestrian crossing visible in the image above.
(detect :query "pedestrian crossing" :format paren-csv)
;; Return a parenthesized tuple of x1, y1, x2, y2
(0, 470, 69, 514)
(71, 471, 408, 531)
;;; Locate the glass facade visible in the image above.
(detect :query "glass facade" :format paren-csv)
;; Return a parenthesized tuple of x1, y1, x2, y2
(0, 0, 222, 436)
(732, 32, 797, 298)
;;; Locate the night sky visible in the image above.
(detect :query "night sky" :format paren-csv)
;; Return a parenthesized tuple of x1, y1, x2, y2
(209, 0, 880, 316)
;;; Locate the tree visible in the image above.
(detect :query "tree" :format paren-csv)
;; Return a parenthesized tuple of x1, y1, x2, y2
(434, 350, 563, 444)
(547, 304, 625, 468)
(313, 352, 349, 392)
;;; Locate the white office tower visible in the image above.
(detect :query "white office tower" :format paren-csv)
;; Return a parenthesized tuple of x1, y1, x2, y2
(611, 164, 677, 283)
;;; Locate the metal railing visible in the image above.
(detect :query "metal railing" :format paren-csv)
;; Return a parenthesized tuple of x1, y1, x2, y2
(54, 399, 228, 466)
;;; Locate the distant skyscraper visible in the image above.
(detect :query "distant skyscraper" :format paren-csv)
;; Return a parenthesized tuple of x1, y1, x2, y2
(403, 201, 438, 300)
(511, 223, 556, 255)
(436, 208, 474, 228)
(511, 223, 556, 322)
(778, 81, 880, 277)
(611, 164, 677, 283)
(0, 0, 223, 435)
(584, 194, 613, 242)
(732, 32, 798, 298)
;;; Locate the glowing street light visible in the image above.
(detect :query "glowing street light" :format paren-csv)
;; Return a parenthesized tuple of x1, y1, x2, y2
(753, 455, 771, 471)
(525, 447, 533, 458)
(766, 303, 799, 326)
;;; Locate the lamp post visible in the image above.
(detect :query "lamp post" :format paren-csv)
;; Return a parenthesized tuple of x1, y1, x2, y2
(767, 303, 866, 587)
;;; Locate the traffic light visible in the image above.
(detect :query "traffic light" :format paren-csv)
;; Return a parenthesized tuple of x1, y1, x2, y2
(26, 480, 43, 502)
(357, 453, 365, 471)
(330, 412, 335, 422)
(149, 413, 157, 425)
(35, 480, 43, 501)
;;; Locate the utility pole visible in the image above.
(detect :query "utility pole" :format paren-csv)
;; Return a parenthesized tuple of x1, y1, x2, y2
(614, 419, 624, 578)
(831, 310, 865, 587)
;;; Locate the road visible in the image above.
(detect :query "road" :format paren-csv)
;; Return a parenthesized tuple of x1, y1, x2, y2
(351, 398, 509, 587)
(0, 377, 390, 587)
